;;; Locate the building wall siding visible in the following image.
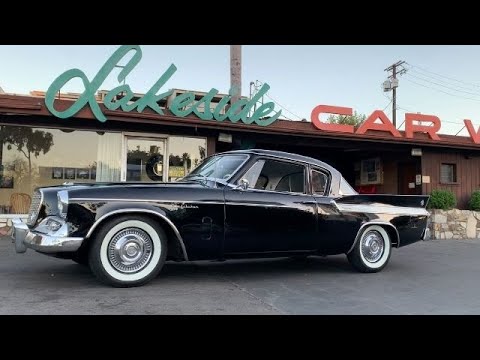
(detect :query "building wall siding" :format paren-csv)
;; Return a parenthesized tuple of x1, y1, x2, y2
(422, 150, 480, 209)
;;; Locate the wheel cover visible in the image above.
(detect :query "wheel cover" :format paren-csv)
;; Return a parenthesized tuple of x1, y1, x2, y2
(107, 228, 153, 274)
(361, 230, 385, 263)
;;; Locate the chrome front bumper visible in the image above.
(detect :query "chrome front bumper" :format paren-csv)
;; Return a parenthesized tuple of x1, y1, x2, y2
(11, 218, 84, 254)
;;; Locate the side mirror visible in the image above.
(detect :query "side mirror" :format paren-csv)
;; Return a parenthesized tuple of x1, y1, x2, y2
(234, 178, 249, 191)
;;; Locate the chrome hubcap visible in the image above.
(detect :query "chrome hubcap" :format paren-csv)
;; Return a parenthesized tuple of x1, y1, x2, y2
(361, 230, 385, 263)
(108, 228, 153, 273)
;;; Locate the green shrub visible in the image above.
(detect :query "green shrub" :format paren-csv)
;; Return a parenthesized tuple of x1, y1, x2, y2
(428, 189, 456, 210)
(469, 190, 480, 211)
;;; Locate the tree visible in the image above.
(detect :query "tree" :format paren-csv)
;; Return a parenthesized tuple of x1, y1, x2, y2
(199, 146, 206, 161)
(4, 127, 54, 182)
(182, 153, 192, 172)
(327, 111, 366, 127)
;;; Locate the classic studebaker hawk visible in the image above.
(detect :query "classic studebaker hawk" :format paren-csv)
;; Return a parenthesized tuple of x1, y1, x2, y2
(12, 149, 430, 287)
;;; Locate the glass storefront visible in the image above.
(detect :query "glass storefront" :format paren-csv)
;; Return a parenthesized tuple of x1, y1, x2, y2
(168, 137, 207, 182)
(0, 125, 207, 214)
(126, 137, 166, 182)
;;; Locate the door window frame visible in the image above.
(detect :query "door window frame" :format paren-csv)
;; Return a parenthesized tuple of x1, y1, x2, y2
(310, 166, 332, 197)
(234, 156, 309, 196)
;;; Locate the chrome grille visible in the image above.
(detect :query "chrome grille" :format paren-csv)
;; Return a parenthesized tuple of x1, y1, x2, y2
(26, 190, 42, 226)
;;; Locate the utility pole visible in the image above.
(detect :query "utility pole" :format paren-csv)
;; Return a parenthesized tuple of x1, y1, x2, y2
(384, 61, 407, 128)
(230, 45, 242, 106)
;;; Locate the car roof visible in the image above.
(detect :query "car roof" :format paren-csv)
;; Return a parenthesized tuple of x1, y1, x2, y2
(218, 149, 341, 177)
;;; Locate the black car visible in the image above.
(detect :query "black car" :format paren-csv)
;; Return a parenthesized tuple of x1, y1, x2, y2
(11, 149, 430, 287)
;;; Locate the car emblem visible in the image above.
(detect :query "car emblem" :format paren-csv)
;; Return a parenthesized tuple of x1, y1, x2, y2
(420, 200, 425, 206)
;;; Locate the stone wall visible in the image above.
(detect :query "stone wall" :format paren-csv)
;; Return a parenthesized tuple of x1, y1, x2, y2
(0, 216, 28, 237)
(430, 209, 480, 240)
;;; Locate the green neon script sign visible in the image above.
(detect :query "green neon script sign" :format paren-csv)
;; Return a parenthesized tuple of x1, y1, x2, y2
(45, 45, 282, 126)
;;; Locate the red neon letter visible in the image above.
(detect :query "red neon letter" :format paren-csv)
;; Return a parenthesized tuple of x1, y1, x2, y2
(405, 113, 441, 140)
(464, 119, 480, 144)
(356, 110, 401, 137)
(310, 105, 354, 133)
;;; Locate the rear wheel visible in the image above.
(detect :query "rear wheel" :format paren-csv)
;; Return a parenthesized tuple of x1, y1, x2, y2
(88, 215, 167, 287)
(347, 225, 392, 273)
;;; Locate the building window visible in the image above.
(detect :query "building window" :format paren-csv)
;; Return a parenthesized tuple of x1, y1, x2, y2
(440, 163, 457, 183)
(0, 125, 122, 214)
(167, 137, 207, 182)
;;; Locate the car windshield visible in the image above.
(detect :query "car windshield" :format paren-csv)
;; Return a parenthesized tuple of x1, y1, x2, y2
(183, 154, 248, 183)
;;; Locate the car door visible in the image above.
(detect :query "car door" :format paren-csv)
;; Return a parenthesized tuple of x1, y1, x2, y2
(311, 167, 356, 254)
(223, 157, 317, 255)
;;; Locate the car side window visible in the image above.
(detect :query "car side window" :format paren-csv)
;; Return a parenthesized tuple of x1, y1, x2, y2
(312, 169, 328, 196)
(240, 159, 306, 194)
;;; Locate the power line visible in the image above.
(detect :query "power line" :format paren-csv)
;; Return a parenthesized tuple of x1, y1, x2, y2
(403, 77, 480, 103)
(382, 99, 392, 112)
(263, 93, 303, 120)
(406, 63, 480, 89)
(250, 80, 302, 121)
(395, 104, 474, 127)
(407, 67, 480, 93)
(405, 72, 480, 97)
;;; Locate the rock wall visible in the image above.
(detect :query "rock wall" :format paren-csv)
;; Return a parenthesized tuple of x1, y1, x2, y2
(430, 209, 480, 239)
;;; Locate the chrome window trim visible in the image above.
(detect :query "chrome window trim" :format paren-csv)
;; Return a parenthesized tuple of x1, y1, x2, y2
(188, 154, 250, 185)
(310, 167, 332, 197)
(233, 156, 309, 195)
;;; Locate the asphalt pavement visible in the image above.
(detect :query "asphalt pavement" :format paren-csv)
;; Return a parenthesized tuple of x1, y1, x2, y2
(1, 236, 480, 314)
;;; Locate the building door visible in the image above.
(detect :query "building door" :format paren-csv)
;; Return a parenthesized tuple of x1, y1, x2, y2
(398, 162, 420, 195)
(124, 137, 167, 182)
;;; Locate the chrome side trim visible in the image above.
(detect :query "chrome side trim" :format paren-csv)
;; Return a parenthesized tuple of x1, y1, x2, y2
(70, 198, 224, 205)
(336, 202, 429, 216)
(346, 221, 401, 254)
(226, 202, 291, 208)
(85, 209, 189, 261)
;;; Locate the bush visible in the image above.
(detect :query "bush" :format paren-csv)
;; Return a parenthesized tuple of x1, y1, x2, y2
(469, 190, 480, 211)
(428, 189, 456, 210)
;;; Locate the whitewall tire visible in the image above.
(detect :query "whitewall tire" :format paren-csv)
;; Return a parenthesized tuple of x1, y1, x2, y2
(88, 215, 168, 287)
(347, 225, 392, 273)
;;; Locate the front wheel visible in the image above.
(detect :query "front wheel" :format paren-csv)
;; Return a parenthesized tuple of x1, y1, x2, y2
(347, 225, 392, 273)
(88, 215, 168, 287)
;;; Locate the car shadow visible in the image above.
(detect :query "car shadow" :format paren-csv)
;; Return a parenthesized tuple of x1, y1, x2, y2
(160, 255, 356, 279)
(13, 254, 377, 288)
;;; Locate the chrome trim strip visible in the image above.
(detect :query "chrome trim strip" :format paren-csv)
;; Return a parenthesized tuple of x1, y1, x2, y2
(336, 202, 429, 216)
(226, 202, 291, 208)
(85, 209, 189, 261)
(71, 198, 310, 209)
(70, 198, 224, 205)
(346, 221, 401, 254)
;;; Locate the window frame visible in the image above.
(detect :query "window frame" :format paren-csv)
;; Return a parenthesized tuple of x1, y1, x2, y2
(440, 163, 458, 184)
(234, 156, 309, 196)
(310, 167, 331, 196)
